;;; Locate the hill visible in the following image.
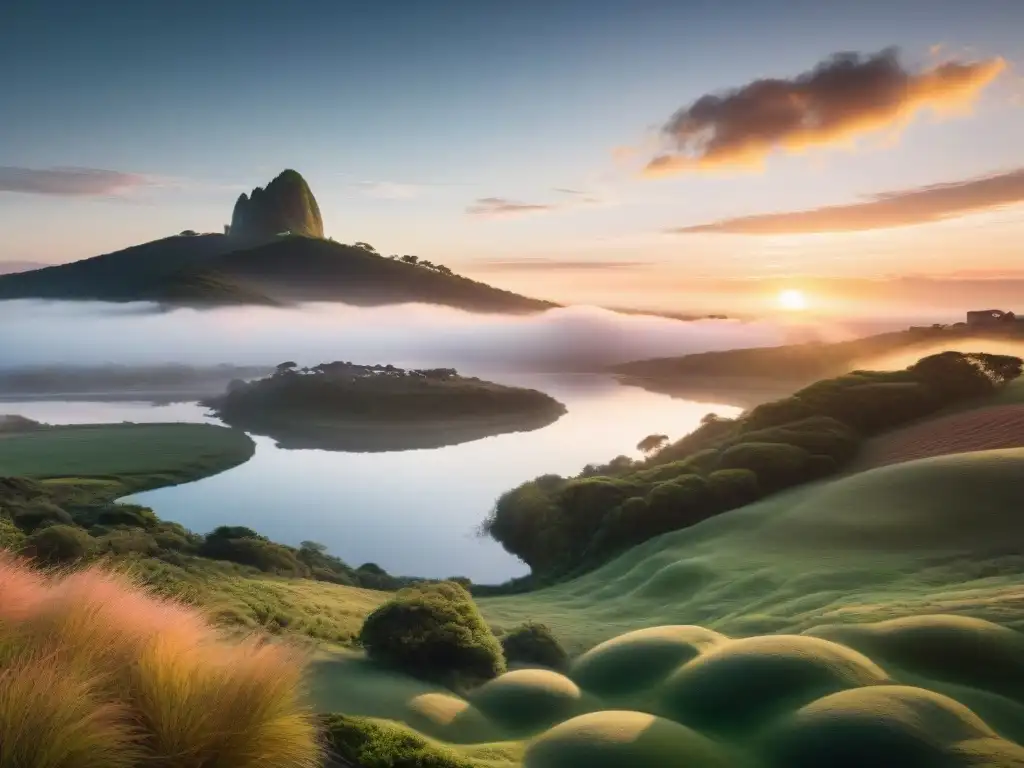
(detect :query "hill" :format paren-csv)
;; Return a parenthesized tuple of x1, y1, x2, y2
(0, 260, 48, 275)
(300, 448, 1024, 765)
(614, 324, 1024, 402)
(0, 168, 558, 312)
(0, 233, 557, 312)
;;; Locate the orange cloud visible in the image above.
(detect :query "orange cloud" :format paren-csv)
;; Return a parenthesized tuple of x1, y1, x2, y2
(644, 48, 1006, 176)
(671, 167, 1024, 234)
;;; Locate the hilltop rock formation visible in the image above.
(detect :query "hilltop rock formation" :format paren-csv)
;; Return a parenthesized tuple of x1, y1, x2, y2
(230, 169, 324, 240)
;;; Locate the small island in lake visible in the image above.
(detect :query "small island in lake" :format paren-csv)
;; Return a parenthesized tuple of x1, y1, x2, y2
(204, 361, 568, 451)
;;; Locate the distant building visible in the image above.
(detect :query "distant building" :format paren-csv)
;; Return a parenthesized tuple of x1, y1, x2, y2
(966, 309, 1017, 326)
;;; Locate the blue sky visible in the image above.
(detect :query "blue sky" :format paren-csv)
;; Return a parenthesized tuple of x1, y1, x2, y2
(2, 0, 1023, 311)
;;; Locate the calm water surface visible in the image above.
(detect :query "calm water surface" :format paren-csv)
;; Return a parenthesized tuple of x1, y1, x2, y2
(6, 374, 741, 582)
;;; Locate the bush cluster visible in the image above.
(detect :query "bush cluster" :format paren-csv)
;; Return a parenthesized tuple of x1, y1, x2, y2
(483, 351, 1023, 578)
(320, 713, 473, 768)
(359, 581, 506, 687)
(0, 478, 408, 592)
(500, 621, 569, 671)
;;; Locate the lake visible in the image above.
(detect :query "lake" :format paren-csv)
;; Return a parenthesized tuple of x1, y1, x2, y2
(4, 374, 742, 583)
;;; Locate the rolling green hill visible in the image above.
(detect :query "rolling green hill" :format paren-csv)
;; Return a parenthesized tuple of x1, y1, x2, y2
(0, 166, 559, 312)
(0, 233, 556, 312)
(300, 447, 1024, 766)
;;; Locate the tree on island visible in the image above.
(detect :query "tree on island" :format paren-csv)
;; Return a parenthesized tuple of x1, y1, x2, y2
(637, 433, 669, 456)
(275, 361, 297, 376)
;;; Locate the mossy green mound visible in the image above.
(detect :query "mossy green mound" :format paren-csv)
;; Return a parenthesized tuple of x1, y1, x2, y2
(297, 448, 1024, 765)
(309, 617, 1024, 766)
(807, 615, 1024, 704)
(569, 625, 726, 699)
(766, 685, 1024, 768)
(523, 711, 736, 768)
(470, 670, 584, 734)
(655, 634, 889, 735)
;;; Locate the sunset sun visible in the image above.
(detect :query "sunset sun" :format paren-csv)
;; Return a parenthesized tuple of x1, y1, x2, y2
(778, 289, 808, 311)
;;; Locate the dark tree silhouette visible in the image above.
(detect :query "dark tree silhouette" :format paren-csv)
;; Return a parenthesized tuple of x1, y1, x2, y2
(636, 433, 669, 456)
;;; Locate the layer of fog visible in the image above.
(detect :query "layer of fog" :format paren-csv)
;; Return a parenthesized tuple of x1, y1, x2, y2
(0, 300, 799, 372)
(858, 339, 1024, 373)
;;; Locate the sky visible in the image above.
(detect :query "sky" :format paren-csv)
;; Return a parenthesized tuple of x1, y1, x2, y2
(2, 0, 1024, 315)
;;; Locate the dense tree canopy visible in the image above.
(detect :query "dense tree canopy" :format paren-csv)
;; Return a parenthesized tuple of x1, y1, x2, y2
(483, 351, 1023, 582)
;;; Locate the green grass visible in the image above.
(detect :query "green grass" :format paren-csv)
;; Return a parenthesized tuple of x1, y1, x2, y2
(0, 422, 255, 500)
(5, 379, 1024, 765)
(236, 446, 1024, 764)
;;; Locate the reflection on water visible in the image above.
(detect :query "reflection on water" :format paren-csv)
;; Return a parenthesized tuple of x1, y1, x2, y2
(3, 375, 742, 583)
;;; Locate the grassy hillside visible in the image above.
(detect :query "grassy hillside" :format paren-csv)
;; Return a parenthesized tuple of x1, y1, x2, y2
(0, 233, 557, 312)
(198, 236, 557, 312)
(0, 422, 255, 499)
(2, 392, 1024, 765)
(0, 233, 238, 301)
(297, 447, 1024, 765)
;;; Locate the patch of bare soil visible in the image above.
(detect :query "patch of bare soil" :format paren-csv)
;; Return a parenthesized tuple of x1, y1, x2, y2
(856, 405, 1024, 471)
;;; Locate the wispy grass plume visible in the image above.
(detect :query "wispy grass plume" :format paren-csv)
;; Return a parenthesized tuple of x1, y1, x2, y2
(0, 552, 323, 768)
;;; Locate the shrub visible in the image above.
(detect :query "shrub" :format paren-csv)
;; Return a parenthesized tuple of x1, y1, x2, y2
(484, 479, 563, 570)
(908, 351, 997, 402)
(645, 475, 713, 526)
(742, 397, 816, 431)
(0, 555, 323, 767)
(199, 528, 309, 576)
(359, 581, 505, 686)
(735, 416, 860, 462)
(556, 477, 644, 548)
(587, 496, 649, 557)
(11, 501, 73, 532)
(152, 530, 193, 553)
(25, 524, 96, 563)
(718, 441, 810, 492)
(707, 469, 761, 508)
(0, 516, 25, 551)
(500, 622, 569, 671)
(95, 504, 159, 530)
(320, 713, 473, 768)
(806, 454, 838, 479)
(97, 529, 159, 556)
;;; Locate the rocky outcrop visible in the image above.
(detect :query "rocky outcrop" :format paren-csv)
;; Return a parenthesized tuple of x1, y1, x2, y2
(230, 169, 324, 240)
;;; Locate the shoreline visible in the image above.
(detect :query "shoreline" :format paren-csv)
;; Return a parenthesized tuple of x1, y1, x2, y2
(212, 405, 568, 452)
(0, 421, 256, 502)
(615, 373, 808, 410)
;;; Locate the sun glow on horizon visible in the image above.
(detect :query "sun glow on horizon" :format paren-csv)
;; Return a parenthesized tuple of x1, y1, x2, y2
(778, 288, 808, 311)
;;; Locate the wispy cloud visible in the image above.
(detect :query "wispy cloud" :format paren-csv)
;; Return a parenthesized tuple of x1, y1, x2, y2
(355, 181, 422, 200)
(466, 191, 607, 218)
(644, 48, 1006, 176)
(468, 258, 656, 272)
(466, 197, 557, 217)
(671, 167, 1024, 235)
(0, 167, 151, 196)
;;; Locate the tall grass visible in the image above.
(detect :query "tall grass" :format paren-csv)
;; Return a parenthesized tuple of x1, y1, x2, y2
(0, 552, 323, 768)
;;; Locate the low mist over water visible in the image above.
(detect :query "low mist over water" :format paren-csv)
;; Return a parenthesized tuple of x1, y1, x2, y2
(0, 300, 793, 370)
